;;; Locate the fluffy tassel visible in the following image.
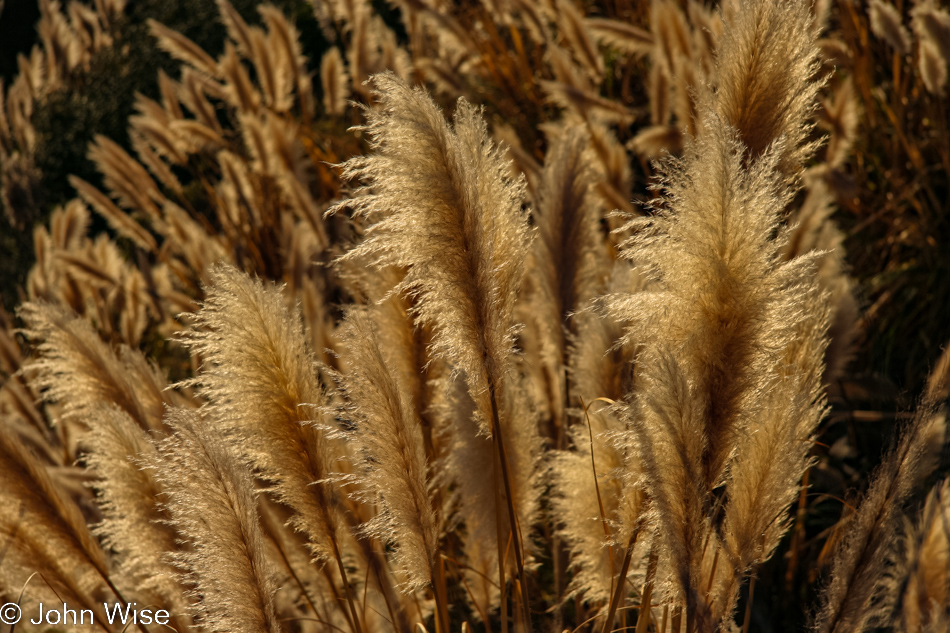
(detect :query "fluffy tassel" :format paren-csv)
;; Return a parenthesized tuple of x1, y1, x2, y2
(180, 265, 347, 567)
(332, 77, 539, 606)
(19, 302, 170, 432)
(84, 406, 186, 611)
(868, 0, 910, 55)
(813, 379, 949, 633)
(333, 73, 531, 434)
(151, 409, 281, 633)
(711, 0, 822, 179)
(335, 309, 440, 593)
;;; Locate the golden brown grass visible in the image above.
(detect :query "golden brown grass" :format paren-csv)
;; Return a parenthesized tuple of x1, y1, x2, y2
(0, 1, 948, 632)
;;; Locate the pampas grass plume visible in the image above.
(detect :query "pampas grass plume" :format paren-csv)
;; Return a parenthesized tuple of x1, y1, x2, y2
(147, 18, 220, 76)
(336, 309, 440, 593)
(333, 72, 531, 439)
(813, 369, 950, 633)
(19, 302, 169, 431)
(900, 478, 950, 632)
(0, 425, 112, 613)
(152, 409, 281, 633)
(918, 39, 947, 95)
(181, 265, 345, 566)
(869, 0, 910, 55)
(712, 0, 821, 179)
(84, 405, 185, 610)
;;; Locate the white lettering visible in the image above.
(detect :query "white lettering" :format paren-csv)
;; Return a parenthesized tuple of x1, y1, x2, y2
(30, 603, 44, 625)
(103, 602, 134, 625)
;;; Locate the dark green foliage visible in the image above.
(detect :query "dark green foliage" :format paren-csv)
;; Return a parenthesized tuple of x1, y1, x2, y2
(32, 0, 326, 211)
(2, 0, 328, 311)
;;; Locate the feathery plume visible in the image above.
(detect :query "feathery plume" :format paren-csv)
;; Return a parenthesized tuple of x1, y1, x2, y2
(688, 1, 722, 71)
(716, 281, 828, 619)
(621, 121, 819, 499)
(258, 5, 313, 117)
(813, 386, 948, 633)
(131, 130, 182, 193)
(549, 448, 621, 608)
(911, 4, 950, 67)
(55, 250, 118, 286)
(918, 39, 947, 95)
(0, 425, 112, 613)
(585, 17, 653, 57)
(585, 120, 634, 217)
(69, 175, 158, 252)
(434, 375, 503, 617)
(784, 184, 858, 383)
(130, 97, 189, 165)
(551, 264, 647, 606)
(333, 72, 531, 440)
(555, 0, 604, 80)
(216, 0, 254, 57)
(170, 119, 225, 151)
(529, 125, 607, 441)
(151, 409, 282, 633)
(84, 405, 185, 610)
(87, 134, 164, 222)
(321, 47, 349, 115)
(220, 42, 261, 112)
(649, 58, 670, 126)
(613, 115, 827, 628)
(148, 19, 220, 77)
(157, 68, 184, 119)
(819, 38, 852, 68)
(181, 265, 346, 565)
(248, 26, 283, 111)
(179, 68, 223, 133)
(820, 78, 860, 168)
(711, 0, 822, 179)
(179, 266, 373, 633)
(611, 19, 832, 620)
(651, 0, 692, 73)
(347, 6, 372, 95)
(335, 310, 440, 594)
(541, 80, 635, 125)
(868, 0, 910, 55)
(19, 302, 170, 432)
(899, 478, 950, 632)
(50, 199, 90, 249)
(535, 124, 606, 323)
(629, 124, 682, 159)
(333, 72, 537, 623)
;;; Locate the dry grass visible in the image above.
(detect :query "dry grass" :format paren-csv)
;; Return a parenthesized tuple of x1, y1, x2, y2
(0, 0, 948, 632)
